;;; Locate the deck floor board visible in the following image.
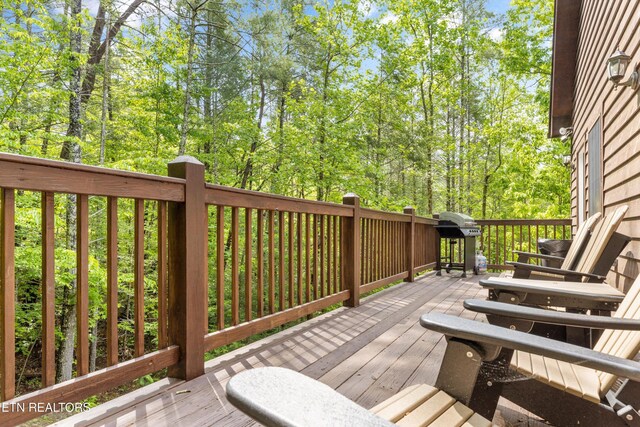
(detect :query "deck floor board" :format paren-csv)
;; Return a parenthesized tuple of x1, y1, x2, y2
(56, 273, 547, 427)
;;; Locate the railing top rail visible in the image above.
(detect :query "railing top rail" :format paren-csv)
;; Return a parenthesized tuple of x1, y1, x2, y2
(0, 152, 186, 201)
(205, 184, 355, 216)
(0, 152, 185, 185)
(415, 216, 438, 225)
(476, 219, 571, 226)
(360, 208, 410, 222)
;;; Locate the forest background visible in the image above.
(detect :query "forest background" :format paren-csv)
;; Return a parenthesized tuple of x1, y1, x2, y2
(1, 0, 567, 218)
(0, 0, 569, 402)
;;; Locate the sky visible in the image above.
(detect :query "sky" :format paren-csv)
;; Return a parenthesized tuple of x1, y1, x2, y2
(486, 0, 511, 15)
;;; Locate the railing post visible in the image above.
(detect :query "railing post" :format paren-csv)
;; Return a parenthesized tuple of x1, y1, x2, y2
(1, 188, 15, 401)
(404, 206, 416, 282)
(167, 156, 205, 380)
(342, 193, 361, 307)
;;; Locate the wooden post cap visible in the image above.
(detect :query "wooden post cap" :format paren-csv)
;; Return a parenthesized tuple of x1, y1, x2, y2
(343, 193, 360, 206)
(168, 155, 204, 166)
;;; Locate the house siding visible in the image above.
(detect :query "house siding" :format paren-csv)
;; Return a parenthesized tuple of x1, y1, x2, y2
(570, 0, 640, 290)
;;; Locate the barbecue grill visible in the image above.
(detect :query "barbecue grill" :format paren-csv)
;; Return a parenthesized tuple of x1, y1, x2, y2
(435, 212, 481, 278)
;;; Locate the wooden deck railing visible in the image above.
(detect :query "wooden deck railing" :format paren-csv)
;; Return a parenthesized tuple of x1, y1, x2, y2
(477, 219, 572, 270)
(437, 219, 572, 271)
(0, 153, 438, 424)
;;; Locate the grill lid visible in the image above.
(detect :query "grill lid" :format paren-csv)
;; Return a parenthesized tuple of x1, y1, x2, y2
(438, 212, 476, 227)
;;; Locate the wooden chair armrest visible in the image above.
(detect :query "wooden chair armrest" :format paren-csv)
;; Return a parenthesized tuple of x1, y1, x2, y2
(463, 299, 640, 330)
(226, 367, 394, 427)
(478, 277, 624, 303)
(508, 262, 607, 282)
(420, 313, 640, 382)
(510, 252, 566, 263)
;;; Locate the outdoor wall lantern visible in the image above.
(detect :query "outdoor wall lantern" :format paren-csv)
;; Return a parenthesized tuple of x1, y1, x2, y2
(607, 49, 639, 90)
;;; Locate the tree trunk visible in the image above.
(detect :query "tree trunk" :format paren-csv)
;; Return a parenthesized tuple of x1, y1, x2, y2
(99, 15, 110, 165)
(57, 0, 83, 383)
(317, 50, 332, 201)
(179, 7, 198, 156)
(203, 5, 214, 170)
(89, 316, 98, 372)
(80, 0, 144, 106)
(239, 76, 265, 189)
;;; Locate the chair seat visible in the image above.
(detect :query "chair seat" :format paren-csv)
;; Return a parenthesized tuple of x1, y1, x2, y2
(371, 383, 494, 427)
(512, 351, 601, 403)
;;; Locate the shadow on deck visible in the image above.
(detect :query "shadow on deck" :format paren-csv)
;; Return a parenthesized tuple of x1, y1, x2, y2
(57, 273, 546, 427)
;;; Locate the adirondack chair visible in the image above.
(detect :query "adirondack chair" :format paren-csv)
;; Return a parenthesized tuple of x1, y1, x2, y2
(474, 276, 627, 347)
(226, 367, 494, 427)
(421, 307, 640, 426)
(481, 205, 630, 313)
(227, 278, 640, 427)
(427, 275, 640, 425)
(508, 212, 601, 276)
(506, 205, 629, 282)
(464, 296, 630, 344)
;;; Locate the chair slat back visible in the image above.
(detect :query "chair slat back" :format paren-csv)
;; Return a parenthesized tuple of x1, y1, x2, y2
(573, 205, 628, 281)
(561, 213, 602, 270)
(595, 274, 640, 394)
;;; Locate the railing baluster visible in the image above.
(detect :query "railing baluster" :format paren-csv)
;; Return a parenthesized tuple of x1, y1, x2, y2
(216, 206, 225, 329)
(297, 212, 303, 305)
(511, 224, 515, 263)
(389, 222, 398, 276)
(231, 207, 239, 326)
(320, 215, 325, 297)
(203, 205, 209, 333)
(134, 199, 145, 357)
(157, 201, 168, 349)
(487, 225, 492, 266)
(389, 221, 393, 275)
(519, 225, 523, 253)
(372, 220, 377, 281)
(382, 220, 387, 278)
(268, 210, 275, 314)
(305, 213, 311, 303)
(390, 221, 394, 274)
(394, 222, 399, 274)
(41, 192, 55, 385)
(1, 188, 15, 400)
(313, 214, 318, 300)
(77, 194, 89, 376)
(368, 219, 373, 283)
(502, 224, 506, 267)
(288, 212, 294, 307)
(373, 219, 377, 281)
(378, 220, 383, 281)
(333, 216, 340, 293)
(392, 221, 395, 274)
(389, 222, 393, 274)
(361, 219, 366, 284)
(278, 211, 285, 310)
(382, 221, 387, 278)
(326, 215, 332, 295)
(257, 209, 264, 317)
(107, 197, 119, 363)
(245, 208, 253, 321)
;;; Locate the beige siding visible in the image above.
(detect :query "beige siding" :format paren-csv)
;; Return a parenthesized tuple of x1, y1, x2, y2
(570, 0, 640, 290)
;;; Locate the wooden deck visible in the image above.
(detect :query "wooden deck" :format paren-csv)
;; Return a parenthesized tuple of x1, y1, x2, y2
(56, 273, 547, 427)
